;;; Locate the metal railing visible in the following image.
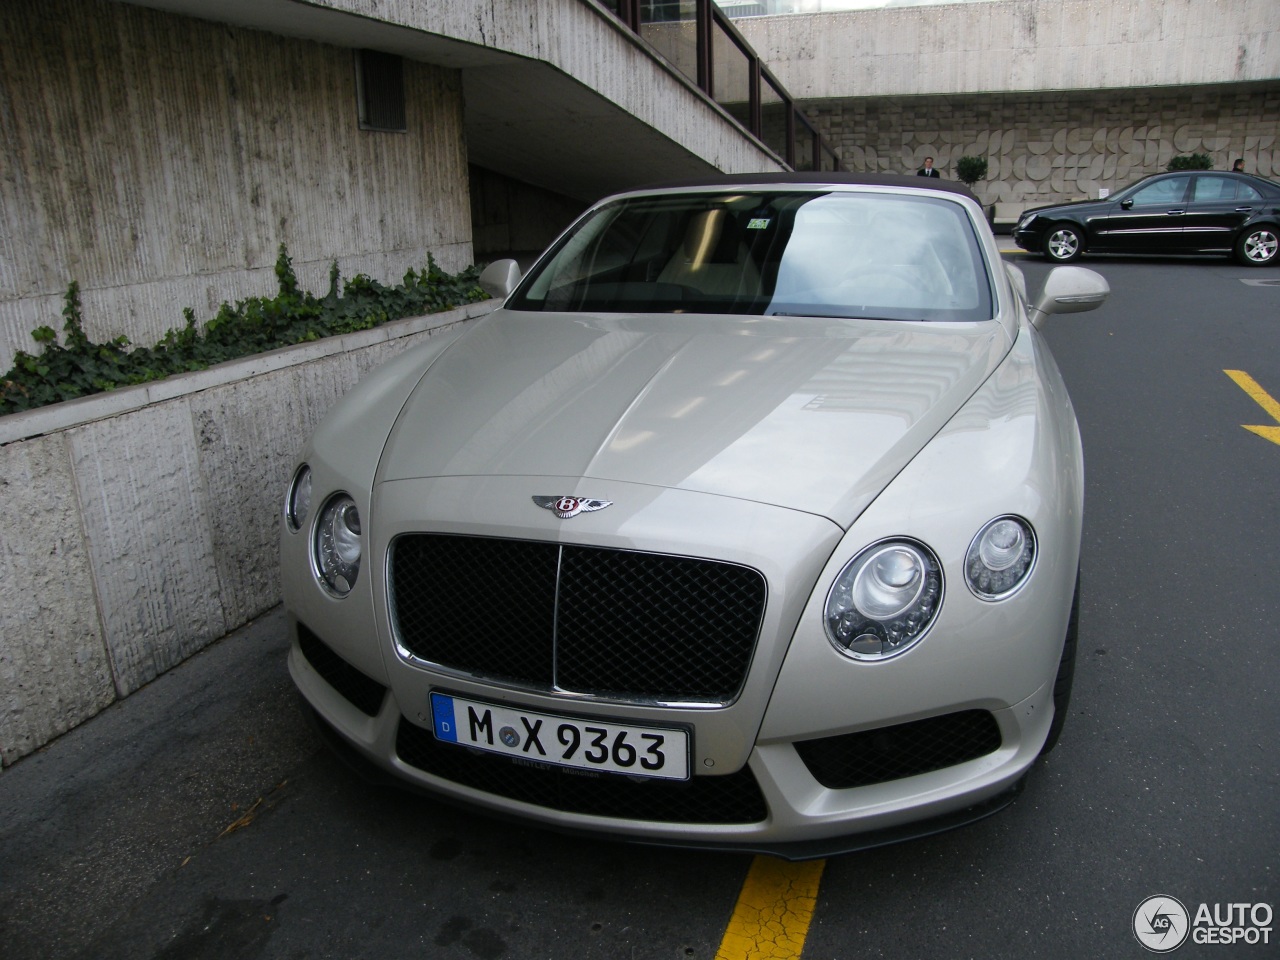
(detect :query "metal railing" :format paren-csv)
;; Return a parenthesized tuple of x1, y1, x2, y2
(592, 1, 842, 172)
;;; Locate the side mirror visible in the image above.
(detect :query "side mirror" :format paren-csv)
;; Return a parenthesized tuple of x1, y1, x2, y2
(479, 259, 521, 300)
(1029, 266, 1109, 329)
(1120, 198, 1135, 210)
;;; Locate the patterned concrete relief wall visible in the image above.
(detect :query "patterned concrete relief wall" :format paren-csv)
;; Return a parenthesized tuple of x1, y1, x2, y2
(0, 0, 473, 372)
(737, 1, 1280, 101)
(809, 84, 1280, 207)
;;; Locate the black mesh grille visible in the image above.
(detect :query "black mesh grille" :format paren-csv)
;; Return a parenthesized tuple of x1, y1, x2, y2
(392, 535, 558, 685)
(297, 623, 387, 717)
(390, 534, 766, 702)
(795, 710, 1002, 789)
(395, 716, 768, 824)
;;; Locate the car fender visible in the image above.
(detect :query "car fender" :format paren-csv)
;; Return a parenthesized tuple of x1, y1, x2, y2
(760, 324, 1083, 742)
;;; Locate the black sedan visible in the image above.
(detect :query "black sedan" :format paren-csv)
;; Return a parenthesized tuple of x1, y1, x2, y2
(1013, 170, 1280, 266)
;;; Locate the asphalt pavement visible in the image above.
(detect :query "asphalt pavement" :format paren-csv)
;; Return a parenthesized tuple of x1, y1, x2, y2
(0, 608, 315, 959)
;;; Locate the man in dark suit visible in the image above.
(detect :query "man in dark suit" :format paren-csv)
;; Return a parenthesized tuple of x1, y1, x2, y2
(917, 156, 940, 177)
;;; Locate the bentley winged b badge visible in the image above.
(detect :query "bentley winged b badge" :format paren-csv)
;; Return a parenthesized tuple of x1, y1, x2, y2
(532, 495, 613, 519)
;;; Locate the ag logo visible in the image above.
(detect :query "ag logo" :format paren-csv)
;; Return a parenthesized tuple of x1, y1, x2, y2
(1133, 895, 1190, 953)
(532, 495, 612, 519)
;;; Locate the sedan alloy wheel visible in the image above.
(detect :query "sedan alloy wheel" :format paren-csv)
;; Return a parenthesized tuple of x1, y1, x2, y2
(1236, 226, 1279, 266)
(1044, 224, 1083, 263)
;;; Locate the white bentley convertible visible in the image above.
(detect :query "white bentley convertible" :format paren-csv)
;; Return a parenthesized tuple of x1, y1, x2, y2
(281, 173, 1109, 857)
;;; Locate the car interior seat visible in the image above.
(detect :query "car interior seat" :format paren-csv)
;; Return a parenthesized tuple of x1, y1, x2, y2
(657, 209, 761, 299)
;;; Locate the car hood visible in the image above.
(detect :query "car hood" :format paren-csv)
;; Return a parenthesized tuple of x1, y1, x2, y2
(377, 309, 1009, 526)
(1021, 197, 1110, 220)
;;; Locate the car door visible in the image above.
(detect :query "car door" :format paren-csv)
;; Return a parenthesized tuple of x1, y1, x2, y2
(1091, 175, 1193, 252)
(1180, 175, 1264, 252)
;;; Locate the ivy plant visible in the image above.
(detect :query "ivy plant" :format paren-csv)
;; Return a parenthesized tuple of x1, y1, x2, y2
(1, 245, 487, 415)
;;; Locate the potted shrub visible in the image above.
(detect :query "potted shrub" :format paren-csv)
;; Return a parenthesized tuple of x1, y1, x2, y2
(955, 155, 989, 187)
(1167, 153, 1213, 171)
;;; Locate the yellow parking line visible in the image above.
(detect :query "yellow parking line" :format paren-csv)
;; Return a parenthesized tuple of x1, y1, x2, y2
(715, 856, 826, 960)
(1226, 369, 1280, 420)
(1225, 369, 1280, 447)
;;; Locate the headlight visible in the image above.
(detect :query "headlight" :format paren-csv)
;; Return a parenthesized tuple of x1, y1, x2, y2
(313, 494, 362, 596)
(285, 464, 312, 532)
(965, 516, 1036, 600)
(1017, 213, 1037, 229)
(825, 540, 943, 661)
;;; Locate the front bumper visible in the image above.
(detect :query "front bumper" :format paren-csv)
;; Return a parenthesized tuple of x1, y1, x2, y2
(298, 680, 1027, 859)
(1012, 226, 1041, 252)
(288, 616, 1055, 857)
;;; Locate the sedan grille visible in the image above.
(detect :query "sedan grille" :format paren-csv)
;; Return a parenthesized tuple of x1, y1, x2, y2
(390, 534, 767, 703)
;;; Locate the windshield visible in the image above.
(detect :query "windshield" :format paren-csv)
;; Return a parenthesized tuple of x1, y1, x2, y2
(509, 190, 994, 323)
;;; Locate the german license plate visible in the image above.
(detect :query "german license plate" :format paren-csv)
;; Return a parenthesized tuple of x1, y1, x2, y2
(429, 692, 690, 781)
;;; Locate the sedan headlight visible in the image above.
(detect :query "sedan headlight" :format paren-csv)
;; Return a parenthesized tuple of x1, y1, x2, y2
(825, 540, 943, 661)
(1017, 213, 1037, 229)
(285, 464, 312, 532)
(313, 494, 362, 596)
(965, 516, 1036, 600)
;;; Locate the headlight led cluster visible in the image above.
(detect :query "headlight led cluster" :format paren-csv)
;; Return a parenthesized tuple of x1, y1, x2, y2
(825, 540, 942, 661)
(314, 494, 362, 597)
(965, 516, 1036, 600)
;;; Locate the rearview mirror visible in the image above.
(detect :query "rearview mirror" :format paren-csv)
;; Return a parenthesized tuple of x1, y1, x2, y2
(1029, 266, 1109, 329)
(479, 259, 521, 300)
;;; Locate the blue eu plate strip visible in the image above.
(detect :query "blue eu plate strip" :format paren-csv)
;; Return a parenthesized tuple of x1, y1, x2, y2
(430, 693, 457, 742)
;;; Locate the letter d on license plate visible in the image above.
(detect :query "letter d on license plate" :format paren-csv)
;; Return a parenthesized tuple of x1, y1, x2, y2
(430, 693, 690, 781)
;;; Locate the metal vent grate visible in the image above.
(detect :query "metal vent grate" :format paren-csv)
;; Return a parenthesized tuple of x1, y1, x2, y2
(795, 710, 1002, 789)
(297, 622, 387, 717)
(355, 50, 406, 132)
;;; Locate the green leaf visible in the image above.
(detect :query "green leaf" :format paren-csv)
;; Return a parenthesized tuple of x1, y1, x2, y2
(2, 247, 489, 415)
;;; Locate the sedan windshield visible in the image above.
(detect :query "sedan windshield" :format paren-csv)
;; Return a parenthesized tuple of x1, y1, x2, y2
(510, 190, 994, 323)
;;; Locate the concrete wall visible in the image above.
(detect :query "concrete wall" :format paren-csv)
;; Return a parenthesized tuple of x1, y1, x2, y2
(1, 0, 790, 374)
(809, 82, 1280, 207)
(737, 1, 1280, 206)
(0, 0, 473, 373)
(737, 0, 1280, 99)
(0, 300, 494, 768)
(313, 0, 787, 180)
(469, 167, 587, 264)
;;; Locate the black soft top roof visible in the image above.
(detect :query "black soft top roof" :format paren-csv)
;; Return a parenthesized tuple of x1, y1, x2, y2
(629, 171, 980, 202)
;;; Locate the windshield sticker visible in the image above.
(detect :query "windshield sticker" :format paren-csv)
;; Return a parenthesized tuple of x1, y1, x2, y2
(747, 218, 772, 230)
